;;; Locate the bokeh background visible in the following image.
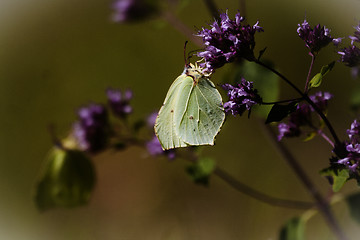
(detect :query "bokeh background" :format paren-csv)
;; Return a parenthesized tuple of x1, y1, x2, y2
(1, 0, 360, 239)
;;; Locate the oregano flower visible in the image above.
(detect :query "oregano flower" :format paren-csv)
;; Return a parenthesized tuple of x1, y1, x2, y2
(297, 19, 341, 54)
(277, 91, 333, 141)
(337, 119, 360, 173)
(73, 103, 110, 153)
(222, 77, 262, 117)
(106, 88, 133, 118)
(197, 11, 263, 72)
(111, 0, 158, 23)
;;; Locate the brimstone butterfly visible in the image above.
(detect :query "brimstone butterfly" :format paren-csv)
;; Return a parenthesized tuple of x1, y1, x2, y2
(155, 63, 225, 150)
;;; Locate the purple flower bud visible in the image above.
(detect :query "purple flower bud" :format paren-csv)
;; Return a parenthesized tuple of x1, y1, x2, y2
(337, 119, 360, 173)
(297, 19, 340, 53)
(146, 111, 158, 128)
(277, 91, 332, 141)
(73, 103, 109, 153)
(106, 88, 133, 118)
(349, 22, 360, 45)
(221, 78, 262, 116)
(338, 45, 360, 67)
(309, 91, 333, 112)
(197, 11, 263, 73)
(111, 0, 158, 23)
(146, 135, 175, 160)
(277, 122, 300, 141)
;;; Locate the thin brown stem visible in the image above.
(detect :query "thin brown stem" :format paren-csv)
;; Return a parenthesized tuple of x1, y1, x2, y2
(239, 0, 247, 19)
(203, 0, 220, 20)
(262, 124, 348, 240)
(214, 167, 314, 210)
(261, 97, 303, 105)
(255, 60, 341, 147)
(162, 11, 203, 47)
(305, 54, 316, 93)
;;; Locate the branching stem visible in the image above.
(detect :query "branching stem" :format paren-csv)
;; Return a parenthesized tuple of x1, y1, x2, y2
(255, 60, 341, 147)
(262, 124, 348, 240)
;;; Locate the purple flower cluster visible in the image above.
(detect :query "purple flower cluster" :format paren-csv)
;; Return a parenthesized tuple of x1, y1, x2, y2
(222, 78, 262, 116)
(278, 91, 333, 141)
(197, 11, 263, 72)
(106, 88, 133, 118)
(338, 22, 360, 67)
(145, 112, 175, 159)
(297, 19, 341, 54)
(337, 119, 360, 172)
(111, 0, 157, 23)
(309, 91, 333, 112)
(73, 103, 109, 152)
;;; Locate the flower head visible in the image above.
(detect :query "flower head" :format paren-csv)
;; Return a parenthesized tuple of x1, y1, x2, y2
(146, 135, 175, 160)
(73, 103, 110, 152)
(277, 91, 332, 141)
(197, 11, 263, 72)
(338, 45, 360, 67)
(222, 78, 262, 116)
(106, 88, 133, 118)
(111, 0, 158, 23)
(349, 22, 360, 45)
(297, 19, 341, 53)
(337, 119, 360, 173)
(309, 91, 333, 112)
(277, 122, 301, 141)
(146, 111, 158, 128)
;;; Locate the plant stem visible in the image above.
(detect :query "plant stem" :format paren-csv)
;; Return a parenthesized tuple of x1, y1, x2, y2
(263, 124, 348, 240)
(203, 0, 220, 20)
(162, 11, 204, 47)
(255, 60, 341, 147)
(304, 53, 316, 92)
(239, 0, 247, 18)
(213, 167, 313, 209)
(317, 129, 335, 147)
(261, 97, 304, 105)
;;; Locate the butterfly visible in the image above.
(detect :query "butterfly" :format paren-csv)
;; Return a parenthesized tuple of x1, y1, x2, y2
(155, 63, 225, 150)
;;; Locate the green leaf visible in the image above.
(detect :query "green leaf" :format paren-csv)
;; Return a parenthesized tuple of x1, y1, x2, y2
(279, 217, 305, 240)
(308, 61, 335, 89)
(309, 73, 323, 88)
(320, 61, 335, 76)
(155, 63, 225, 150)
(224, 61, 279, 118)
(265, 102, 298, 124)
(320, 168, 349, 192)
(346, 192, 360, 224)
(35, 148, 96, 211)
(186, 157, 216, 186)
(303, 131, 317, 142)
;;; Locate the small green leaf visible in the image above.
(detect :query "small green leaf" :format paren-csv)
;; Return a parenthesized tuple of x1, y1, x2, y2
(303, 131, 317, 142)
(320, 61, 335, 76)
(186, 157, 216, 186)
(35, 148, 96, 211)
(309, 61, 335, 89)
(346, 192, 360, 224)
(309, 73, 323, 88)
(265, 102, 298, 124)
(258, 47, 267, 61)
(279, 217, 305, 240)
(320, 168, 349, 192)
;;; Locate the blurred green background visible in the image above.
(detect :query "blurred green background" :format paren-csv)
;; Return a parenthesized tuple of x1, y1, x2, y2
(1, 0, 360, 239)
